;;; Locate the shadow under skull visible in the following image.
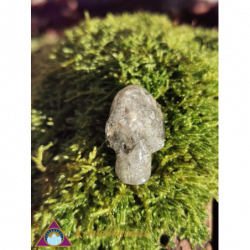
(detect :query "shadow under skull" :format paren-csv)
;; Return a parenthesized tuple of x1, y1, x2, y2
(105, 85, 165, 185)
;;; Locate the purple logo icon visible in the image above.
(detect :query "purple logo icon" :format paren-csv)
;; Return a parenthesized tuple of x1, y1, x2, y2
(35, 220, 72, 247)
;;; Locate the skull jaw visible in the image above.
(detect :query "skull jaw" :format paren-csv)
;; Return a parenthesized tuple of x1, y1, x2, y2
(115, 150, 151, 185)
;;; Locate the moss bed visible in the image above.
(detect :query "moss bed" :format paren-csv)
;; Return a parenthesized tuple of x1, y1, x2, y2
(31, 12, 218, 250)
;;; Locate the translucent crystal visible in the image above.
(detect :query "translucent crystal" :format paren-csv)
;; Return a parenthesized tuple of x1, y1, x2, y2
(105, 85, 165, 185)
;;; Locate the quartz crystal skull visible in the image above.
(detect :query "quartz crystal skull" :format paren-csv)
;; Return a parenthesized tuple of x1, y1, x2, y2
(105, 85, 165, 185)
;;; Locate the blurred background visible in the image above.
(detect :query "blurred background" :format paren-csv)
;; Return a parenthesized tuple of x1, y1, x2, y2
(31, 0, 218, 38)
(31, 1, 218, 249)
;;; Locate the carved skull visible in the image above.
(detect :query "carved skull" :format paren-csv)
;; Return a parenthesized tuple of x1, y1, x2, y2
(105, 85, 165, 185)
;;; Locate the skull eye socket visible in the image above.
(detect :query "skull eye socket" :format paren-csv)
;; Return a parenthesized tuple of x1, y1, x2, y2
(122, 143, 130, 154)
(105, 134, 110, 147)
(122, 143, 136, 154)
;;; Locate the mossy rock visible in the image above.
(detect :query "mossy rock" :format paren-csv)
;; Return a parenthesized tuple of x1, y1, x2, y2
(31, 12, 218, 250)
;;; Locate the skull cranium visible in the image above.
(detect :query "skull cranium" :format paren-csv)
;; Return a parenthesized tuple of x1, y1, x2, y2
(105, 85, 165, 185)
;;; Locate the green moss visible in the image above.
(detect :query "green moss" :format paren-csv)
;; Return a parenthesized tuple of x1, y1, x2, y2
(31, 12, 218, 250)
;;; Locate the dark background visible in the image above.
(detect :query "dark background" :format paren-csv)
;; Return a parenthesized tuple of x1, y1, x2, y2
(31, 0, 218, 37)
(212, 199, 219, 250)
